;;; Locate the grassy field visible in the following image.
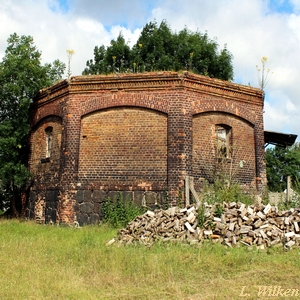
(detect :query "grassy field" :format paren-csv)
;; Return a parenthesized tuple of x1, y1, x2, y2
(0, 219, 300, 300)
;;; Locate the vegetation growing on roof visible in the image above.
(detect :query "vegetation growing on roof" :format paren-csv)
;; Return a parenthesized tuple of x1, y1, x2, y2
(83, 20, 234, 81)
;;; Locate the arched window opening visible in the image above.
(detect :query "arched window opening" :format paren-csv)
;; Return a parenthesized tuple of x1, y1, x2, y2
(45, 127, 53, 158)
(216, 124, 232, 159)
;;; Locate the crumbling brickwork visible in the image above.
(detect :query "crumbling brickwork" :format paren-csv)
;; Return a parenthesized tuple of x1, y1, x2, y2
(193, 112, 256, 188)
(29, 116, 62, 182)
(27, 72, 266, 225)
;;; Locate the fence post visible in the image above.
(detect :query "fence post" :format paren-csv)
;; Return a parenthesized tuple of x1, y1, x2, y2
(185, 176, 190, 206)
(185, 175, 201, 208)
(287, 176, 291, 203)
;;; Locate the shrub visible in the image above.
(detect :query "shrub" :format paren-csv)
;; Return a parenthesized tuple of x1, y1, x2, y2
(197, 203, 206, 229)
(277, 192, 300, 210)
(202, 179, 254, 206)
(102, 193, 147, 228)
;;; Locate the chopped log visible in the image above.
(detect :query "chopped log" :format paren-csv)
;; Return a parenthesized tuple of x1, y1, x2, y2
(185, 222, 195, 233)
(263, 203, 272, 215)
(204, 230, 213, 235)
(294, 222, 299, 233)
(285, 231, 295, 238)
(115, 202, 300, 249)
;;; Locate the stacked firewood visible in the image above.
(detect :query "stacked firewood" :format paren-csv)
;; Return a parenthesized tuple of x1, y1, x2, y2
(111, 202, 300, 249)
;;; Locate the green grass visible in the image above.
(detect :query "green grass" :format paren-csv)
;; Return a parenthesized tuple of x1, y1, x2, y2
(1, 219, 300, 299)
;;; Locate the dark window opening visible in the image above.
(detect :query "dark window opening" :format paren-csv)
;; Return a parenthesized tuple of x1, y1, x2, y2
(45, 127, 53, 158)
(216, 124, 232, 159)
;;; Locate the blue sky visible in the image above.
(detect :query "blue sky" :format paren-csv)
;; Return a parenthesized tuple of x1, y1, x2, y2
(268, 0, 295, 14)
(52, 0, 300, 28)
(50, 0, 70, 13)
(1, 0, 300, 140)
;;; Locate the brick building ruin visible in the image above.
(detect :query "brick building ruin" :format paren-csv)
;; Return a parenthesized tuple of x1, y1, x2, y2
(27, 72, 266, 224)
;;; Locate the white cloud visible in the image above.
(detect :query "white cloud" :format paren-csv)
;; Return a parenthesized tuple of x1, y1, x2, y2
(0, 0, 142, 77)
(290, 0, 300, 12)
(149, 0, 300, 139)
(71, 0, 160, 29)
(264, 89, 300, 135)
(0, 0, 299, 141)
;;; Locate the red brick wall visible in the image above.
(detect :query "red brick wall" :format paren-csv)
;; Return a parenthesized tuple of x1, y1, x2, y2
(78, 107, 168, 190)
(193, 112, 256, 189)
(29, 116, 62, 185)
(27, 72, 265, 224)
(28, 116, 63, 223)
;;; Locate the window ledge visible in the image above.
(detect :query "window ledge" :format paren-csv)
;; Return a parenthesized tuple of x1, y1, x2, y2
(41, 157, 50, 163)
(217, 157, 232, 163)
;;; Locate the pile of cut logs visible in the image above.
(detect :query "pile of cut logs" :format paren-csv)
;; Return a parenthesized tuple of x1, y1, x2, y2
(111, 202, 300, 249)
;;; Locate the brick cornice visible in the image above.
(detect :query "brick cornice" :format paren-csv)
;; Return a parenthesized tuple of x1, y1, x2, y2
(33, 72, 264, 107)
(181, 72, 264, 106)
(33, 79, 69, 107)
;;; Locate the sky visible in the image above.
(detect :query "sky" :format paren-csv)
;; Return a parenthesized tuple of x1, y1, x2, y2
(1, 0, 300, 141)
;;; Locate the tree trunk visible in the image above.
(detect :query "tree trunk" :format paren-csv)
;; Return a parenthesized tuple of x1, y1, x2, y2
(10, 188, 19, 218)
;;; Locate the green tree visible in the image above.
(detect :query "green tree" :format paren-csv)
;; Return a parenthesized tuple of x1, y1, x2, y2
(105, 32, 131, 73)
(0, 33, 65, 216)
(83, 32, 131, 75)
(83, 20, 234, 81)
(83, 45, 106, 75)
(130, 20, 175, 72)
(266, 143, 300, 192)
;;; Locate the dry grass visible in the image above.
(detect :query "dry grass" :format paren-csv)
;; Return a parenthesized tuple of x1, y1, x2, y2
(0, 219, 300, 299)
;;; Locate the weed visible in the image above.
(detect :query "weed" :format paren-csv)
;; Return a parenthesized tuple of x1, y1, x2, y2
(197, 203, 206, 229)
(202, 179, 254, 206)
(163, 188, 169, 209)
(102, 192, 146, 228)
(277, 195, 300, 210)
(214, 203, 224, 217)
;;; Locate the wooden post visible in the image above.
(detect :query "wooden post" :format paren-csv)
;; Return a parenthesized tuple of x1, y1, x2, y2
(185, 176, 190, 207)
(287, 176, 291, 203)
(185, 175, 201, 208)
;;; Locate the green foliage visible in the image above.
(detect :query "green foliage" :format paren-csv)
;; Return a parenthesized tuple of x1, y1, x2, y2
(0, 33, 65, 216)
(83, 20, 234, 81)
(266, 143, 300, 193)
(163, 188, 169, 209)
(102, 193, 147, 228)
(84, 45, 107, 74)
(106, 33, 131, 73)
(202, 179, 254, 206)
(197, 203, 206, 229)
(214, 203, 224, 218)
(277, 195, 300, 210)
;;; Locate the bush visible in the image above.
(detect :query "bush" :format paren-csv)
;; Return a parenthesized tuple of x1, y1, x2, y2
(277, 192, 300, 210)
(202, 179, 254, 206)
(102, 193, 147, 228)
(197, 203, 206, 229)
